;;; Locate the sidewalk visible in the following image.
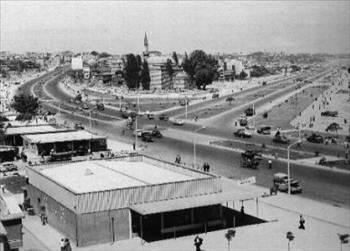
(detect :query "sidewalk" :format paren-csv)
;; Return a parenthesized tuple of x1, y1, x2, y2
(19, 181, 350, 251)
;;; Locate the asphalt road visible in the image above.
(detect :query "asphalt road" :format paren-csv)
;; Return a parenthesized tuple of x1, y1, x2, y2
(20, 65, 350, 209)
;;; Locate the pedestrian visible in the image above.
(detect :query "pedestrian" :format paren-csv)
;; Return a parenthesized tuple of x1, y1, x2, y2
(65, 238, 72, 251)
(207, 163, 210, 172)
(268, 159, 272, 169)
(194, 235, 203, 251)
(298, 215, 305, 230)
(60, 238, 65, 251)
(133, 142, 136, 151)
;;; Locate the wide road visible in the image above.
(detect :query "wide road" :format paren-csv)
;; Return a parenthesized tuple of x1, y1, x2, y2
(53, 110, 350, 208)
(20, 65, 350, 208)
(40, 66, 347, 159)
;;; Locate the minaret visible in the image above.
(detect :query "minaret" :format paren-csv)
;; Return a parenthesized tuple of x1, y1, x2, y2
(144, 32, 149, 55)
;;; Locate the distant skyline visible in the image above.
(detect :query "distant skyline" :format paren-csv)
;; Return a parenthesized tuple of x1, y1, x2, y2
(1, 1, 350, 54)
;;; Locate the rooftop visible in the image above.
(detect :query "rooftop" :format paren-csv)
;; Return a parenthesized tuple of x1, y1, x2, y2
(39, 160, 197, 194)
(21, 130, 105, 144)
(5, 124, 69, 136)
(0, 191, 25, 221)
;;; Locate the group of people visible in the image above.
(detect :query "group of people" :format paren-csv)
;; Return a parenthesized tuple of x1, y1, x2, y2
(60, 238, 72, 251)
(202, 162, 210, 172)
(175, 154, 182, 164)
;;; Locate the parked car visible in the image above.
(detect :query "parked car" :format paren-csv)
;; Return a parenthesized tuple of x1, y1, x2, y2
(96, 103, 105, 111)
(152, 129, 163, 138)
(257, 126, 272, 135)
(179, 99, 189, 106)
(74, 123, 84, 130)
(173, 119, 184, 126)
(147, 113, 155, 120)
(273, 135, 290, 144)
(158, 113, 169, 121)
(321, 111, 338, 117)
(239, 118, 248, 127)
(273, 173, 302, 194)
(0, 162, 17, 172)
(307, 133, 324, 144)
(82, 103, 89, 110)
(233, 129, 252, 138)
(212, 93, 220, 99)
(245, 107, 255, 116)
(141, 132, 153, 142)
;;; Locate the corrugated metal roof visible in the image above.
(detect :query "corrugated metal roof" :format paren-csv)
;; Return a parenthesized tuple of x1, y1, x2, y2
(22, 130, 105, 144)
(130, 186, 257, 215)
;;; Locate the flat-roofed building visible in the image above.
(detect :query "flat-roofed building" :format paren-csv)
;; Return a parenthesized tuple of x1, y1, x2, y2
(4, 124, 71, 146)
(0, 190, 25, 251)
(21, 130, 107, 160)
(26, 156, 262, 246)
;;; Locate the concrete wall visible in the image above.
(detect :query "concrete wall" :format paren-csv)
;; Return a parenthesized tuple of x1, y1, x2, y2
(27, 185, 77, 243)
(77, 208, 130, 247)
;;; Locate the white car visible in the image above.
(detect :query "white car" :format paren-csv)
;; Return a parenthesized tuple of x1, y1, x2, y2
(173, 119, 184, 126)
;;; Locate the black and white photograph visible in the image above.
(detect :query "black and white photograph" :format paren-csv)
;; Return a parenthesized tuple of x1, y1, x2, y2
(0, 1, 349, 250)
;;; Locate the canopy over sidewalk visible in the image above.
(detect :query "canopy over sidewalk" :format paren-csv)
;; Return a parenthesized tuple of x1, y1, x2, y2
(131, 178, 263, 215)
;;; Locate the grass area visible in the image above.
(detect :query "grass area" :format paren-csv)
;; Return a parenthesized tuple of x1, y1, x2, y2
(177, 81, 294, 120)
(252, 85, 328, 130)
(211, 140, 314, 160)
(321, 160, 350, 171)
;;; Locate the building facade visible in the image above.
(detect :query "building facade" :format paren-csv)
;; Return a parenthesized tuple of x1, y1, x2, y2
(26, 156, 233, 246)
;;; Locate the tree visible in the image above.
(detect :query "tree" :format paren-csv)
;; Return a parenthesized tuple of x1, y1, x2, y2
(226, 96, 234, 105)
(99, 52, 111, 58)
(90, 51, 99, 56)
(11, 94, 39, 120)
(166, 59, 174, 78)
(239, 70, 248, 80)
(182, 50, 218, 89)
(141, 60, 151, 90)
(172, 51, 178, 65)
(124, 54, 141, 89)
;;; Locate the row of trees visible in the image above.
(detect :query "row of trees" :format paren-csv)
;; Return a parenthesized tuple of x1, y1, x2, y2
(124, 54, 150, 90)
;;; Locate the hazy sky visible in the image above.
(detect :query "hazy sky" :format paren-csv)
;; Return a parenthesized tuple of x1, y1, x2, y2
(1, 1, 349, 54)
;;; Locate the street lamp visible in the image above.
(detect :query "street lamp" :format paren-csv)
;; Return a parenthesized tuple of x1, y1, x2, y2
(193, 126, 206, 168)
(287, 139, 302, 195)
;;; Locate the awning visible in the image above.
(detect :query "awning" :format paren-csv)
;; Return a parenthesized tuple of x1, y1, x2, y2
(130, 178, 261, 215)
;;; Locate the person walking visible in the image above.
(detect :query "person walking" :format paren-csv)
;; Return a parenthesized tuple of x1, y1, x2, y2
(60, 238, 66, 251)
(194, 235, 203, 251)
(298, 215, 305, 230)
(268, 159, 272, 169)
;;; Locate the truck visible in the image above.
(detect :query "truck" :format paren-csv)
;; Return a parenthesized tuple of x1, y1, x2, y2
(240, 150, 262, 169)
(273, 173, 302, 194)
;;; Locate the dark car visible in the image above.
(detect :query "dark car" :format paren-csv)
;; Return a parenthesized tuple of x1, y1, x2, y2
(273, 135, 290, 144)
(152, 129, 163, 138)
(159, 114, 169, 121)
(233, 129, 252, 138)
(141, 132, 153, 142)
(179, 99, 189, 106)
(257, 126, 272, 135)
(212, 93, 220, 99)
(74, 123, 85, 130)
(245, 107, 255, 116)
(239, 118, 248, 127)
(321, 111, 338, 117)
(96, 103, 105, 111)
(307, 133, 324, 144)
(147, 113, 155, 120)
(82, 103, 89, 110)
